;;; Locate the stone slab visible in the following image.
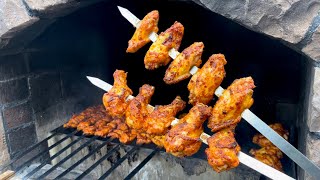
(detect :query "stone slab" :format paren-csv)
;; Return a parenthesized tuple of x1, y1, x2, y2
(305, 133, 320, 180)
(193, 0, 320, 44)
(7, 123, 37, 156)
(303, 26, 320, 62)
(0, 78, 29, 105)
(3, 103, 33, 130)
(309, 67, 320, 132)
(29, 73, 62, 113)
(24, 0, 105, 17)
(0, 54, 28, 81)
(0, 115, 10, 167)
(0, 0, 38, 38)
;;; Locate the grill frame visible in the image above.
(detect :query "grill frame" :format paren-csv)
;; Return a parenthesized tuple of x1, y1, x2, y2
(0, 126, 159, 180)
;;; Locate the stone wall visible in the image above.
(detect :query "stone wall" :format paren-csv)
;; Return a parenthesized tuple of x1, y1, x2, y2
(0, 51, 105, 168)
(2, 0, 319, 60)
(189, 0, 320, 61)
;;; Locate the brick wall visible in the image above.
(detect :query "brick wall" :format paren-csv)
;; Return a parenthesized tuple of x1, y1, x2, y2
(0, 50, 106, 168)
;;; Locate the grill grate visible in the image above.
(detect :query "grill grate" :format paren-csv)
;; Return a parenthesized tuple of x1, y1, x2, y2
(0, 126, 158, 180)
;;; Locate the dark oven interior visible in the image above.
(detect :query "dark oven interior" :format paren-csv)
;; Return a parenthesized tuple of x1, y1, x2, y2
(0, 0, 312, 179)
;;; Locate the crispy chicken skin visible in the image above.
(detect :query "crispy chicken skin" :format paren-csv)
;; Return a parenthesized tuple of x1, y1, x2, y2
(164, 103, 211, 157)
(164, 42, 204, 84)
(125, 84, 155, 144)
(151, 135, 166, 147)
(82, 118, 110, 136)
(250, 123, 289, 171)
(102, 70, 133, 118)
(187, 54, 227, 105)
(144, 21, 184, 70)
(125, 84, 155, 131)
(136, 133, 152, 145)
(208, 77, 255, 132)
(64, 104, 137, 144)
(253, 123, 289, 147)
(249, 146, 283, 171)
(63, 106, 103, 128)
(126, 10, 159, 53)
(205, 128, 241, 172)
(145, 96, 186, 135)
(107, 118, 137, 144)
(94, 118, 137, 144)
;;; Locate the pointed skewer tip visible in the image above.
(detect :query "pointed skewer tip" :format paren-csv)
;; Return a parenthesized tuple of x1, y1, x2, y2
(117, 6, 125, 11)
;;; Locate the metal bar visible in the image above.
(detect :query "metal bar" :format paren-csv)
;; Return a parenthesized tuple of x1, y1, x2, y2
(124, 149, 158, 180)
(0, 126, 65, 172)
(37, 136, 99, 179)
(15, 130, 78, 172)
(55, 139, 110, 179)
(22, 135, 84, 179)
(75, 144, 120, 180)
(98, 146, 138, 180)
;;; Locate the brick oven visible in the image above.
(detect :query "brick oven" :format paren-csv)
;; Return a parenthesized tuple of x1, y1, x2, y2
(0, 0, 320, 179)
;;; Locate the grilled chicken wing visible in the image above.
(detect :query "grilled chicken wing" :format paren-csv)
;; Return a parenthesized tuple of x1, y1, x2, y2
(164, 42, 204, 84)
(250, 123, 289, 171)
(249, 146, 283, 171)
(187, 54, 227, 105)
(126, 10, 159, 53)
(164, 103, 211, 157)
(151, 135, 166, 148)
(253, 123, 289, 147)
(107, 118, 137, 144)
(144, 21, 184, 70)
(63, 106, 103, 128)
(82, 118, 110, 136)
(94, 117, 136, 144)
(94, 121, 117, 138)
(126, 84, 154, 130)
(145, 96, 186, 135)
(102, 70, 133, 118)
(125, 84, 155, 144)
(208, 77, 255, 132)
(205, 128, 241, 172)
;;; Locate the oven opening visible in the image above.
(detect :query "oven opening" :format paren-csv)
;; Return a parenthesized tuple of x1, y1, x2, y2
(0, 0, 317, 179)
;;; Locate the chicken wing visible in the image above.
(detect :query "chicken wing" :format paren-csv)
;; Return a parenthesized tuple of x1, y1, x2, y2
(103, 70, 133, 117)
(151, 135, 166, 148)
(82, 118, 111, 136)
(164, 42, 204, 84)
(126, 84, 154, 130)
(63, 106, 102, 128)
(126, 10, 159, 53)
(208, 77, 255, 132)
(107, 118, 137, 144)
(187, 54, 227, 105)
(249, 146, 283, 171)
(164, 103, 211, 157)
(145, 96, 186, 135)
(205, 128, 241, 172)
(253, 123, 289, 147)
(144, 21, 184, 70)
(250, 123, 289, 171)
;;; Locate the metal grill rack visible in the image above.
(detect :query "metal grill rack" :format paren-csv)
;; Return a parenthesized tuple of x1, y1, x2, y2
(0, 126, 159, 180)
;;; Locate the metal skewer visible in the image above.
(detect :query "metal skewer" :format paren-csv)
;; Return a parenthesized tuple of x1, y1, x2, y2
(86, 76, 294, 180)
(117, 6, 320, 178)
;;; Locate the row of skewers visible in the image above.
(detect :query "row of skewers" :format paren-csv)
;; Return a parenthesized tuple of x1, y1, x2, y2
(125, 9, 290, 172)
(127, 10, 228, 106)
(64, 9, 289, 174)
(123, 10, 254, 172)
(64, 69, 244, 172)
(64, 69, 288, 172)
